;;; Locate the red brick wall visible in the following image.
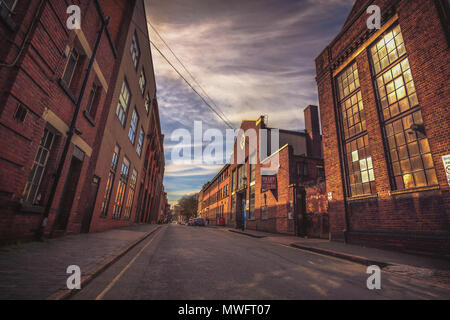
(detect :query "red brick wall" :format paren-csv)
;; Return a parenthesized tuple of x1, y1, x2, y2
(0, 0, 119, 241)
(304, 183, 329, 239)
(315, 0, 450, 253)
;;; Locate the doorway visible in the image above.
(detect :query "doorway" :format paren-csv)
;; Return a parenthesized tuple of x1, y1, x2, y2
(55, 153, 83, 231)
(236, 191, 246, 230)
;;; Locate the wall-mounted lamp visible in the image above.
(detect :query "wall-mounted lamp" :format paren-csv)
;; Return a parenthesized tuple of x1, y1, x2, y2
(408, 124, 425, 136)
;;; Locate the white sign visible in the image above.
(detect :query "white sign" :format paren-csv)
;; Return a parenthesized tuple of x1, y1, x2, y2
(328, 192, 333, 201)
(443, 155, 450, 187)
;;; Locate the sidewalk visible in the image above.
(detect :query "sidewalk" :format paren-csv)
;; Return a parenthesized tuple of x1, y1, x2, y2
(225, 227, 450, 289)
(0, 224, 160, 300)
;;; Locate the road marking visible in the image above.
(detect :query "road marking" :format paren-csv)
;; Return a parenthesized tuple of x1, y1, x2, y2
(95, 228, 162, 300)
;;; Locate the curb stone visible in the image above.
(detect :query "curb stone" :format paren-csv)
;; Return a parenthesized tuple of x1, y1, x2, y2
(289, 243, 390, 268)
(228, 229, 266, 239)
(46, 225, 162, 300)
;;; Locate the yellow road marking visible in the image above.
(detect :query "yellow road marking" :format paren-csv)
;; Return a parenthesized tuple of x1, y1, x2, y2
(95, 228, 162, 300)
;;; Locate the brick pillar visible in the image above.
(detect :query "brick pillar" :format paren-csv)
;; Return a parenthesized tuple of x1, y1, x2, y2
(304, 105, 322, 158)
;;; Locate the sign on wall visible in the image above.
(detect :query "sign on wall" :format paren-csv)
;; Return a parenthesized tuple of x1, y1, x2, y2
(262, 175, 277, 190)
(443, 155, 450, 187)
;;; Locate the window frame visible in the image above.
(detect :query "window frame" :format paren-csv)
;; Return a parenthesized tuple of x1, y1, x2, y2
(100, 145, 120, 217)
(61, 47, 80, 88)
(128, 108, 139, 145)
(112, 157, 130, 219)
(335, 61, 377, 197)
(136, 126, 145, 157)
(22, 127, 56, 205)
(116, 79, 131, 127)
(130, 31, 141, 70)
(139, 68, 146, 96)
(123, 168, 138, 220)
(85, 81, 101, 118)
(368, 24, 438, 191)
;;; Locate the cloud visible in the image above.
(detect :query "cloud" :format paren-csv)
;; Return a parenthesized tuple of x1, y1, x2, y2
(146, 0, 355, 204)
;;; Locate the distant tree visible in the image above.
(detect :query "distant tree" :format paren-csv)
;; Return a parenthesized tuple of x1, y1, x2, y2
(177, 194, 198, 221)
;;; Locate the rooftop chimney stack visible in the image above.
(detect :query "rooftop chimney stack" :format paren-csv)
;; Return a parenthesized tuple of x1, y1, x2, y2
(304, 105, 322, 158)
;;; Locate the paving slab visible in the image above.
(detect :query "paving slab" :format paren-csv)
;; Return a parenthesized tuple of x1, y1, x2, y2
(0, 224, 160, 300)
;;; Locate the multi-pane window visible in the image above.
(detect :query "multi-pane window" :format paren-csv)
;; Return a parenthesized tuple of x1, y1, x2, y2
(340, 91, 365, 139)
(144, 93, 151, 114)
(136, 127, 144, 157)
(337, 62, 360, 101)
(318, 167, 325, 180)
(385, 111, 437, 189)
(336, 62, 376, 197)
(370, 25, 437, 190)
(237, 165, 247, 190)
(297, 162, 308, 177)
(22, 128, 55, 204)
(374, 58, 418, 121)
(100, 145, 120, 217)
(139, 69, 146, 96)
(116, 80, 131, 126)
(370, 25, 406, 75)
(130, 32, 140, 69)
(86, 82, 100, 118)
(344, 135, 376, 196)
(62, 48, 79, 87)
(124, 169, 138, 220)
(113, 157, 130, 219)
(128, 109, 139, 144)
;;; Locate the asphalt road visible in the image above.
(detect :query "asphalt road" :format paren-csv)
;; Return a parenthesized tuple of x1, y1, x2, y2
(72, 224, 450, 300)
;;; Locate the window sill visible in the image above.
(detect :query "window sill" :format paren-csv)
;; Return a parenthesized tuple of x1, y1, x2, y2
(346, 193, 379, 202)
(19, 204, 45, 214)
(58, 79, 77, 104)
(83, 110, 96, 127)
(389, 185, 440, 196)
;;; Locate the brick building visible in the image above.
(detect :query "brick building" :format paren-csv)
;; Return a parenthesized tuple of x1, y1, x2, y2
(0, 0, 122, 241)
(84, 0, 165, 233)
(228, 109, 326, 236)
(199, 107, 327, 236)
(200, 164, 230, 226)
(315, 0, 450, 253)
(0, 0, 165, 241)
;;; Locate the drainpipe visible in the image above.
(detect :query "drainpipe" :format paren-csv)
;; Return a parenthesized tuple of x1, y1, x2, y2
(35, 17, 110, 240)
(327, 46, 350, 243)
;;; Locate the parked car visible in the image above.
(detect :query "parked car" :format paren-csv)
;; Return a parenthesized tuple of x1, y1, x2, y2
(186, 218, 205, 226)
(194, 218, 205, 226)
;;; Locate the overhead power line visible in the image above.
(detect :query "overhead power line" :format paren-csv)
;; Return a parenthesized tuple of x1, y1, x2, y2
(109, 0, 235, 130)
(149, 40, 235, 129)
(147, 21, 234, 128)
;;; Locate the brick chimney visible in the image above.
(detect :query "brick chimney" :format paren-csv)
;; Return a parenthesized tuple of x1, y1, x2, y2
(304, 105, 322, 158)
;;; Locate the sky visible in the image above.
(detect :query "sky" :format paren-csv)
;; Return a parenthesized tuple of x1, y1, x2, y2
(145, 0, 356, 205)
